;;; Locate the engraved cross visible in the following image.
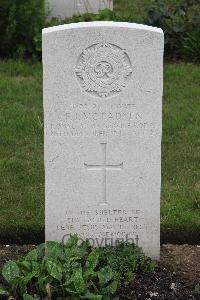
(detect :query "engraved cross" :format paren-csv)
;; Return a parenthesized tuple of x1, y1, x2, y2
(84, 143, 123, 205)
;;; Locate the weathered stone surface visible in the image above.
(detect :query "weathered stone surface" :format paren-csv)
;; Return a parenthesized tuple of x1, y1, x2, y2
(46, 0, 113, 19)
(43, 22, 164, 259)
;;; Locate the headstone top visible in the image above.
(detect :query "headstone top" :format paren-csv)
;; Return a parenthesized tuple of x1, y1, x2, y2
(42, 21, 163, 35)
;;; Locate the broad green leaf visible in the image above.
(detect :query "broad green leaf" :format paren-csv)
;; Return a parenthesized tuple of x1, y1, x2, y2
(2, 261, 20, 283)
(30, 261, 40, 276)
(45, 241, 64, 259)
(62, 261, 71, 279)
(86, 249, 99, 272)
(64, 234, 78, 248)
(22, 273, 35, 285)
(38, 275, 49, 292)
(69, 255, 81, 263)
(62, 274, 73, 286)
(126, 270, 135, 281)
(0, 286, 9, 296)
(98, 266, 113, 285)
(46, 260, 63, 281)
(25, 249, 38, 261)
(64, 244, 81, 262)
(101, 280, 118, 295)
(71, 261, 81, 270)
(19, 260, 39, 277)
(195, 283, 200, 295)
(46, 241, 59, 249)
(73, 267, 86, 294)
(23, 293, 35, 300)
(77, 240, 90, 258)
(80, 292, 103, 299)
(18, 261, 32, 274)
(36, 243, 45, 254)
(64, 285, 77, 294)
(84, 269, 96, 281)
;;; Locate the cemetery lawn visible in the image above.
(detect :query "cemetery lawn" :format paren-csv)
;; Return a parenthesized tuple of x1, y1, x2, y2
(0, 60, 199, 244)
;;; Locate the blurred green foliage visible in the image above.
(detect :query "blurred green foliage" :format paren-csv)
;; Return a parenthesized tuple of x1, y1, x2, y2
(0, 0, 45, 59)
(0, 0, 199, 61)
(146, 0, 200, 61)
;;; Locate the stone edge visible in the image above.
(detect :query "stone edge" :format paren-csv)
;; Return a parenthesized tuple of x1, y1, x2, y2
(42, 21, 163, 35)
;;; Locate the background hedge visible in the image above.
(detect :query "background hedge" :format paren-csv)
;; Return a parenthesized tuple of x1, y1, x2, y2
(0, 0, 45, 59)
(0, 0, 199, 60)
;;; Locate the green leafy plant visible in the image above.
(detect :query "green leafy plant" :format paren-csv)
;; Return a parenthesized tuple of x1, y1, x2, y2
(1, 235, 155, 299)
(146, 0, 200, 59)
(195, 283, 200, 299)
(0, 0, 45, 59)
(182, 29, 200, 63)
(99, 242, 155, 282)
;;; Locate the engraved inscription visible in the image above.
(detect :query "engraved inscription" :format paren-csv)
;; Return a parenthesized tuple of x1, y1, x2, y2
(84, 143, 123, 205)
(75, 42, 132, 98)
(57, 208, 143, 246)
(48, 101, 158, 138)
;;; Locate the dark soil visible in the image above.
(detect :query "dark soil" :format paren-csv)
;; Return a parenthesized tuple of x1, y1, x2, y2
(0, 244, 199, 300)
(160, 244, 200, 286)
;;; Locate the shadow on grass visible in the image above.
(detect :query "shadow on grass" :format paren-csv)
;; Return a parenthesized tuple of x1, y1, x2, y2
(0, 228, 199, 245)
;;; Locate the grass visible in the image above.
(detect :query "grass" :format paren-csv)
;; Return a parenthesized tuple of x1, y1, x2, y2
(161, 63, 200, 242)
(0, 60, 199, 244)
(0, 61, 44, 243)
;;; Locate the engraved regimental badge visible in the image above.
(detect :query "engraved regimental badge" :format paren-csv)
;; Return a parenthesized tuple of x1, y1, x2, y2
(75, 42, 132, 98)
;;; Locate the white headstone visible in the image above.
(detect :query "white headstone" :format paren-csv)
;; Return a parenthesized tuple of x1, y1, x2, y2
(43, 21, 164, 259)
(46, 0, 113, 20)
